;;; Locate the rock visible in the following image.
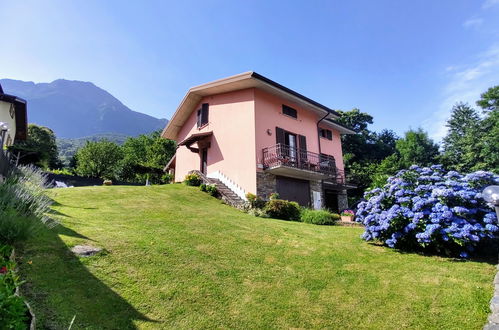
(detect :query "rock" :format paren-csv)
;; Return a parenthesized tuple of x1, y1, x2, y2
(71, 245, 102, 257)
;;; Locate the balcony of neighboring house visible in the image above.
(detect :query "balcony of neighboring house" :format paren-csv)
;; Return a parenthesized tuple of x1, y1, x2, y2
(262, 143, 346, 182)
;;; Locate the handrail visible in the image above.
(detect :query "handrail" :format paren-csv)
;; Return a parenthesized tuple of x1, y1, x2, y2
(262, 143, 346, 183)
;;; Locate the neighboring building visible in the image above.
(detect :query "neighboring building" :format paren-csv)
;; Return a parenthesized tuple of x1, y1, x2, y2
(162, 72, 355, 211)
(0, 82, 27, 176)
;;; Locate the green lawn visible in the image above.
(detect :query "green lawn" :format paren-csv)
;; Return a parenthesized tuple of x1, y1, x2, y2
(17, 185, 495, 329)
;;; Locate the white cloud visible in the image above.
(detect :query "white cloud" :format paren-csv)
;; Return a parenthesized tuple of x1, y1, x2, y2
(424, 44, 499, 141)
(482, 0, 499, 9)
(463, 17, 483, 29)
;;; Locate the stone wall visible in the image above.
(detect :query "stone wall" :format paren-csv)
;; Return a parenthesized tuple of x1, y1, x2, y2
(256, 171, 277, 200)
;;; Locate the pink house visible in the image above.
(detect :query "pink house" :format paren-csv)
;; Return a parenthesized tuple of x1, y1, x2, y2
(162, 72, 355, 211)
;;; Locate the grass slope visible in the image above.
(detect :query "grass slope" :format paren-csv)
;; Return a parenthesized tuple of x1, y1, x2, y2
(18, 185, 495, 329)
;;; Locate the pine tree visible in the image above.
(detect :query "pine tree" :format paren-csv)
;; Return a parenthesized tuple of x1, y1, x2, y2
(441, 103, 480, 172)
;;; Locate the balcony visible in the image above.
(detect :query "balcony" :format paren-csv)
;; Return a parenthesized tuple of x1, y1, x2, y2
(262, 143, 345, 182)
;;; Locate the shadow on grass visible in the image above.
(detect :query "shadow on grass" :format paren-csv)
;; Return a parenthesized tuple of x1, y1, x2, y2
(367, 240, 499, 265)
(56, 225, 94, 241)
(18, 224, 157, 329)
(50, 199, 97, 210)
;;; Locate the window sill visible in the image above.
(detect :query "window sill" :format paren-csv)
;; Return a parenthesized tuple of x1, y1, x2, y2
(281, 113, 298, 120)
(197, 123, 209, 130)
(320, 137, 333, 141)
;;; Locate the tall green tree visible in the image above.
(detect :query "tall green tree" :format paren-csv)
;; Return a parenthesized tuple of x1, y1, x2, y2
(336, 108, 398, 202)
(475, 86, 499, 172)
(476, 85, 499, 112)
(75, 140, 123, 179)
(9, 124, 60, 169)
(119, 131, 176, 184)
(395, 128, 439, 168)
(441, 103, 481, 172)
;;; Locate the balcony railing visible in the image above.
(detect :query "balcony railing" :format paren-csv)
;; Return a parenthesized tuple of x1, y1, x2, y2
(262, 143, 345, 183)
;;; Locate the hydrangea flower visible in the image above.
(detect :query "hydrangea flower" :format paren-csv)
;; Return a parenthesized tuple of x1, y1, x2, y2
(356, 165, 499, 258)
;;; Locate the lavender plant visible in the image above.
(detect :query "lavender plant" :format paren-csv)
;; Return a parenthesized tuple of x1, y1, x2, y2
(356, 165, 499, 257)
(0, 165, 56, 244)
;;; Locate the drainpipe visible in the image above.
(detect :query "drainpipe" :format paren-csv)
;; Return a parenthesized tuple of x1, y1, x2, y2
(316, 112, 330, 209)
(316, 112, 329, 155)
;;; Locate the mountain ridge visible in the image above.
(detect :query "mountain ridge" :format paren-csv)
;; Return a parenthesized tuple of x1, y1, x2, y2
(0, 78, 168, 138)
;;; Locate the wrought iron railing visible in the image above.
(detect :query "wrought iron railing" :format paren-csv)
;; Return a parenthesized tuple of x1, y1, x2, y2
(262, 143, 346, 182)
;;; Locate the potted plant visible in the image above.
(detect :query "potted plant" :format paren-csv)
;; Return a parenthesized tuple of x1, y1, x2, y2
(340, 209, 355, 222)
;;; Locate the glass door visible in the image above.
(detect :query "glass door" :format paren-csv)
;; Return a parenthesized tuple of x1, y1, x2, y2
(285, 132, 297, 162)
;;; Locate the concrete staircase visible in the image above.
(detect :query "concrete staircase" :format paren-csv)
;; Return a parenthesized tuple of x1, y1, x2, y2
(189, 170, 245, 207)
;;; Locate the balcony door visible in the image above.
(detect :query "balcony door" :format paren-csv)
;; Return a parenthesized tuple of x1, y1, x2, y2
(276, 127, 307, 165)
(285, 132, 297, 160)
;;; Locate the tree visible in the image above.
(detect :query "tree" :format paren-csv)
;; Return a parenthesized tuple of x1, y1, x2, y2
(9, 124, 60, 169)
(477, 110, 499, 172)
(119, 131, 176, 184)
(476, 85, 499, 112)
(475, 86, 499, 172)
(441, 103, 481, 172)
(336, 108, 398, 202)
(395, 128, 439, 168)
(75, 140, 123, 179)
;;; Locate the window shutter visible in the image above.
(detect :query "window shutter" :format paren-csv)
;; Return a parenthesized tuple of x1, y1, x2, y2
(276, 127, 285, 145)
(196, 109, 202, 127)
(298, 134, 307, 161)
(201, 103, 209, 125)
(298, 135, 307, 151)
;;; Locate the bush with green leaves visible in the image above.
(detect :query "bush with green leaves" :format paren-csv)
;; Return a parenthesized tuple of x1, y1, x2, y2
(200, 183, 218, 196)
(184, 173, 201, 186)
(247, 208, 269, 218)
(264, 199, 301, 221)
(0, 165, 55, 244)
(301, 209, 339, 225)
(0, 244, 29, 329)
(245, 193, 266, 209)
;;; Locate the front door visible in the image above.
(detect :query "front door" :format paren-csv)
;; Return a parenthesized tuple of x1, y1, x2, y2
(200, 148, 208, 174)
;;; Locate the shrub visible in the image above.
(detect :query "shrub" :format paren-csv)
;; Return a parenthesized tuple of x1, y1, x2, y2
(200, 183, 218, 196)
(0, 208, 34, 244)
(205, 184, 218, 197)
(264, 199, 301, 221)
(248, 208, 270, 218)
(269, 193, 280, 200)
(0, 244, 29, 329)
(356, 165, 499, 257)
(161, 173, 174, 184)
(245, 192, 266, 209)
(184, 173, 201, 186)
(46, 168, 74, 176)
(301, 209, 339, 225)
(0, 165, 55, 244)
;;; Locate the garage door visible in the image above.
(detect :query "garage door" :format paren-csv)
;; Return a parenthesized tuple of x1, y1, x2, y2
(276, 176, 311, 207)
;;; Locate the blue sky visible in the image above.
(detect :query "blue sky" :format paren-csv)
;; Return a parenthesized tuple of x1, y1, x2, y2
(1, 0, 498, 140)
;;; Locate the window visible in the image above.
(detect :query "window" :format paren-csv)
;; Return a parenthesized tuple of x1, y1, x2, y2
(320, 128, 332, 140)
(197, 103, 209, 128)
(282, 105, 297, 119)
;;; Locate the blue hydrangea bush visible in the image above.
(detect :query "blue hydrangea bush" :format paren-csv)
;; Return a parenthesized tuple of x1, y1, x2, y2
(356, 165, 499, 257)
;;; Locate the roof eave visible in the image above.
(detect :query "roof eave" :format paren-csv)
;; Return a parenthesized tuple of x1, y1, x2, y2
(161, 71, 344, 141)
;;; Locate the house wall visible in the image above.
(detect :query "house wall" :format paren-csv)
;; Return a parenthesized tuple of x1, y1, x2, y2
(0, 101, 17, 147)
(253, 89, 344, 172)
(174, 88, 257, 194)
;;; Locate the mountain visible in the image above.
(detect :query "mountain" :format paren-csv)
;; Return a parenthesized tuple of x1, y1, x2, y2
(0, 78, 168, 138)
